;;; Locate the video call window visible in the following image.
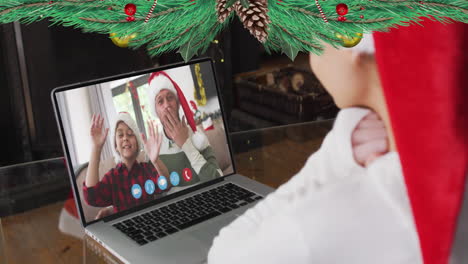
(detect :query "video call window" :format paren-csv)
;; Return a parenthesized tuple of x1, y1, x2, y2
(55, 61, 234, 222)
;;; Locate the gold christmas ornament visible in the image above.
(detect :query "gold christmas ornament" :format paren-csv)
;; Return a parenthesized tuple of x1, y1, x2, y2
(335, 32, 363, 48)
(194, 63, 208, 106)
(109, 33, 137, 48)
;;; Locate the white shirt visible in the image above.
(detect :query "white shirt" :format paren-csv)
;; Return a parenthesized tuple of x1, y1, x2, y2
(208, 108, 423, 264)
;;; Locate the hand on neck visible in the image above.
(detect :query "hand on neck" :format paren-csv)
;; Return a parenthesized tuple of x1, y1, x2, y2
(363, 58, 397, 152)
(369, 102, 397, 152)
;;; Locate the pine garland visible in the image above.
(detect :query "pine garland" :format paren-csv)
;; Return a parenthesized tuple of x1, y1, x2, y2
(148, 25, 194, 51)
(0, 0, 466, 61)
(263, 0, 468, 58)
(79, 7, 182, 23)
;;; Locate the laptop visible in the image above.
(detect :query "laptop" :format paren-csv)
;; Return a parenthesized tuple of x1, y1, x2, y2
(51, 58, 274, 263)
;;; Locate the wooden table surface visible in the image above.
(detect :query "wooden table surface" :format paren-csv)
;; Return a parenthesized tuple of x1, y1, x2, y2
(1, 202, 84, 263)
(1, 120, 332, 263)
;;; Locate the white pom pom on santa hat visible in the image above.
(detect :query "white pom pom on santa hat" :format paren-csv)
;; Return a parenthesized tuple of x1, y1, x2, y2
(147, 71, 209, 151)
(191, 130, 209, 151)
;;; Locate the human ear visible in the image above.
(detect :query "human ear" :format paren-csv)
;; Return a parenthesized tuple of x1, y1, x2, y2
(352, 50, 376, 68)
(351, 50, 364, 66)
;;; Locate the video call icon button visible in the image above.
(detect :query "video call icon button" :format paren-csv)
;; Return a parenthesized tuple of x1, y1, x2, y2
(170, 172, 180, 186)
(182, 168, 192, 182)
(158, 176, 168, 191)
(144, 179, 156, 195)
(131, 184, 142, 199)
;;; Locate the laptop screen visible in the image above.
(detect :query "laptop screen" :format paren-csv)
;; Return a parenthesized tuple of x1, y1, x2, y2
(54, 59, 234, 224)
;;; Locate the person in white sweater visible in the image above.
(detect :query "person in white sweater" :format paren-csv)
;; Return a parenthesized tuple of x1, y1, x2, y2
(207, 35, 423, 263)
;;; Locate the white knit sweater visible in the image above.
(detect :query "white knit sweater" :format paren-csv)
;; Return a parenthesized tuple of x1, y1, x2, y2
(208, 107, 423, 264)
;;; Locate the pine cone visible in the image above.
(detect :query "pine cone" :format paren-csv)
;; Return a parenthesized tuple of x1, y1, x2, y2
(235, 0, 271, 43)
(216, 0, 235, 23)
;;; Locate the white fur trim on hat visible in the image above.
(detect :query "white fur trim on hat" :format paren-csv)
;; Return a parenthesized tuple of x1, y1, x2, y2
(148, 74, 178, 119)
(110, 112, 143, 163)
(351, 33, 375, 54)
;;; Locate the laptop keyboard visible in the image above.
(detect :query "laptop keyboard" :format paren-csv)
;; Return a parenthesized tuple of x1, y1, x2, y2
(112, 183, 263, 245)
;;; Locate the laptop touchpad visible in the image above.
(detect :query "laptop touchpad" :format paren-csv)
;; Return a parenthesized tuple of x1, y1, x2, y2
(148, 235, 209, 264)
(190, 216, 236, 248)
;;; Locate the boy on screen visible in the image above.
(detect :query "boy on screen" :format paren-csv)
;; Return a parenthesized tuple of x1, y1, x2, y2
(83, 112, 170, 213)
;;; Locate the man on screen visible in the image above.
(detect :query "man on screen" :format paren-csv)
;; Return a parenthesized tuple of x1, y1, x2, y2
(147, 71, 222, 187)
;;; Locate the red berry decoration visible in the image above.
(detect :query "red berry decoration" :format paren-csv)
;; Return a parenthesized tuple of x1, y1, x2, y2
(124, 3, 137, 16)
(336, 3, 349, 16)
(338, 16, 347, 22)
(360, 15, 364, 19)
(126, 16, 135, 22)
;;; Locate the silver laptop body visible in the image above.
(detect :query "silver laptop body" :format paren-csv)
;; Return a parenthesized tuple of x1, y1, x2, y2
(51, 58, 274, 264)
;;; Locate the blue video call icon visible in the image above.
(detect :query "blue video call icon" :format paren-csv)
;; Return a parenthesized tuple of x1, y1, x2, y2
(170, 172, 180, 186)
(158, 176, 168, 191)
(145, 179, 156, 195)
(131, 184, 142, 199)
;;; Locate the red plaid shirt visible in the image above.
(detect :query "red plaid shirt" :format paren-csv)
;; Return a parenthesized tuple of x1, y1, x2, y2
(83, 162, 169, 213)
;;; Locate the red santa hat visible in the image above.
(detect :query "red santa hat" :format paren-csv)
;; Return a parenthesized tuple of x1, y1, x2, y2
(370, 19, 468, 264)
(148, 71, 209, 150)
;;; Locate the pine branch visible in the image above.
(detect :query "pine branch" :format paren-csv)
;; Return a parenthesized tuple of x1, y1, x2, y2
(292, 7, 394, 23)
(0, 3, 48, 16)
(315, 32, 342, 44)
(269, 40, 281, 49)
(78, 17, 125, 23)
(344, 17, 394, 23)
(375, 0, 468, 13)
(148, 24, 195, 51)
(192, 24, 218, 50)
(277, 24, 321, 49)
(423, 2, 468, 14)
(0, 0, 99, 16)
(290, 7, 322, 19)
(79, 7, 182, 23)
(62, 0, 96, 2)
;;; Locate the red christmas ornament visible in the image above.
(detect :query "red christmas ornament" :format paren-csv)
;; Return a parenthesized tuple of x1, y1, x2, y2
(124, 3, 137, 16)
(126, 16, 135, 22)
(360, 15, 364, 19)
(338, 16, 347, 22)
(336, 3, 348, 16)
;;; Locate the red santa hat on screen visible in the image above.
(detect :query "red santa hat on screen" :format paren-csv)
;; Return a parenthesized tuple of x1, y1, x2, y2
(362, 20, 468, 264)
(147, 71, 209, 151)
